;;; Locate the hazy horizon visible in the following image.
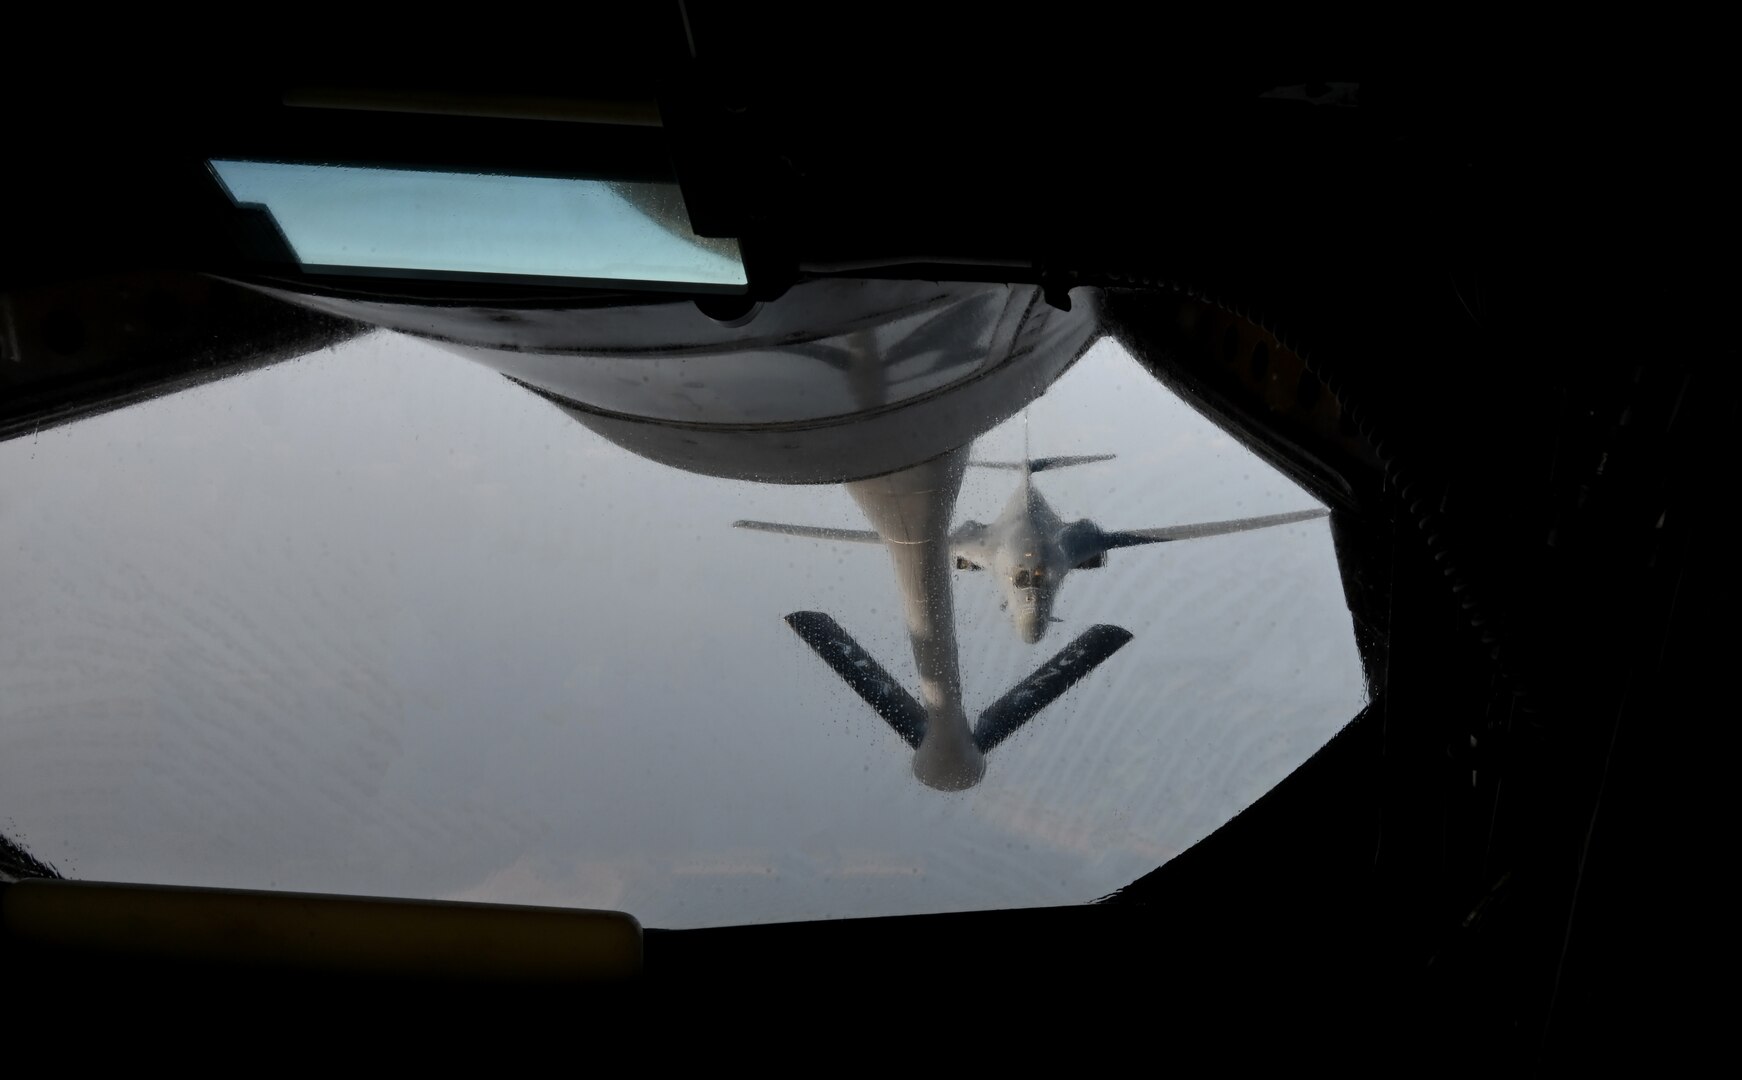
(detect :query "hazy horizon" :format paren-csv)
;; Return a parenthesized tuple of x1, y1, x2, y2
(1, 329, 1365, 927)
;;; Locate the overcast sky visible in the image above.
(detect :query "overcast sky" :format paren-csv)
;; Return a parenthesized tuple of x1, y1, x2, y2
(0, 330, 1365, 928)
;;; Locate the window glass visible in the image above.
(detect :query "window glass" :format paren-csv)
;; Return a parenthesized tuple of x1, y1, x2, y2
(209, 160, 747, 289)
(0, 312, 1364, 926)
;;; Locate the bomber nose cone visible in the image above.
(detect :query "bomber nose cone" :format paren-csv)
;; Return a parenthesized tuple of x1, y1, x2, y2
(1015, 589, 1049, 642)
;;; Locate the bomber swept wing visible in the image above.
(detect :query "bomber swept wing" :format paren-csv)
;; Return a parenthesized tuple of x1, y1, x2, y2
(968, 453, 1117, 472)
(734, 507, 1333, 562)
(737, 475, 1329, 646)
(733, 521, 883, 544)
(1067, 507, 1331, 559)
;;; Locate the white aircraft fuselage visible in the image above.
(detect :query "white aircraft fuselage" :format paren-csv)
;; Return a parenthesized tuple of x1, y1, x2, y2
(962, 474, 1070, 644)
(740, 446, 1325, 789)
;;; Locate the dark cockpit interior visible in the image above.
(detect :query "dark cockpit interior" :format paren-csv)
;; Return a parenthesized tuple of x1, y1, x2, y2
(0, 10, 1719, 1069)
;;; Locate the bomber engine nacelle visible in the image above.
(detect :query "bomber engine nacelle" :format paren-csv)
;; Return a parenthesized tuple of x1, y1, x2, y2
(1074, 552, 1107, 570)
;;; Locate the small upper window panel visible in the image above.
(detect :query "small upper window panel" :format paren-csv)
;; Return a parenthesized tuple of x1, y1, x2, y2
(207, 160, 748, 290)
